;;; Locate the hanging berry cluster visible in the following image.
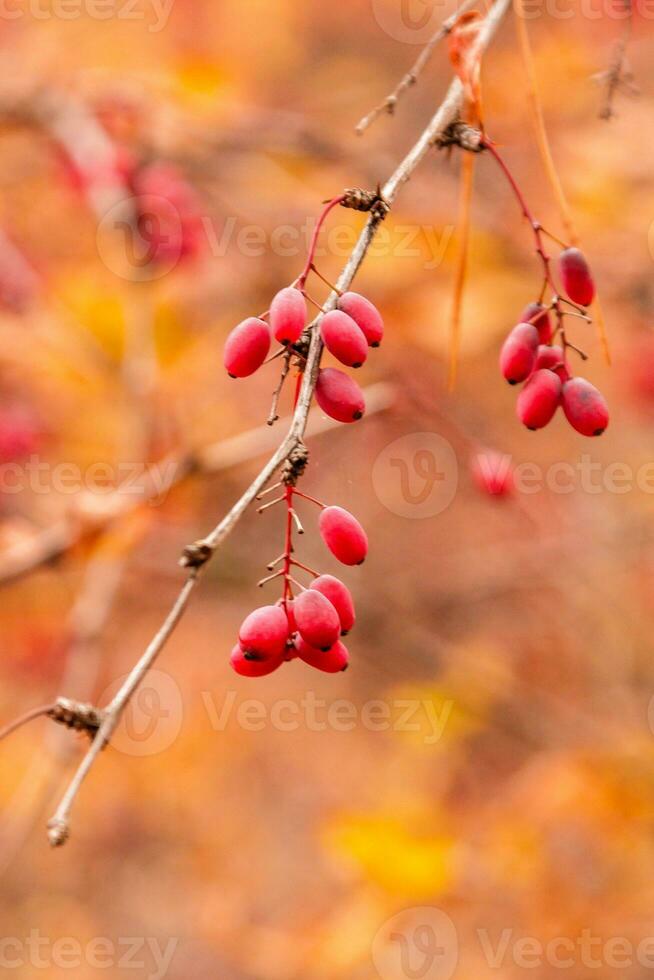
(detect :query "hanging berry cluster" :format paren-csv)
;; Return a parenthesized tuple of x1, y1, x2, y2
(483, 140, 610, 438)
(222, 193, 384, 677)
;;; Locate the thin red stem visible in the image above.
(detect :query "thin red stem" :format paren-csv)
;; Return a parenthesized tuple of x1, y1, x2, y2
(297, 195, 346, 289)
(481, 137, 579, 368)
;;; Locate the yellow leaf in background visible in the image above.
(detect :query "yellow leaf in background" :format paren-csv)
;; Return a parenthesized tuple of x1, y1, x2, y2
(54, 274, 125, 361)
(325, 815, 455, 899)
(175, 60, 231, 105)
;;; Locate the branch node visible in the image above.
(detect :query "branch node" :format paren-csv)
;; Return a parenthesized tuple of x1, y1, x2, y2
(48, 698, 105, 738)
(435, 120, 484, 153)
(281, 443, 309, 486)
(179, 541, 213, 569)
(341, 187, 390, 220)
(47, 817, 70, 848)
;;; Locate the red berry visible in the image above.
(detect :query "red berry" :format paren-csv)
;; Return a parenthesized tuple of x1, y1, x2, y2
(238, 604, 289, 658)
(295, 637, 349, 673)
(315, 368, 365, 423)
(559, 248, 595, 307)
(310, 575, 355, 634)
(337, 292, 384, 347)
(224, 317, 271, 378)
(499, 323, 539, 384)
(520, 302, 552, 344)
(517, 368, 562, 430)
(561, 377, 609, 436)
(319, 505, 368, 565)
(293, 589, 341, 651)
(230, 644, 284, 677)
(470, 450, 513, 498)
(533, 344, 570, 381)
(270, 286, 306, 345)
(320, 310, 368, 368)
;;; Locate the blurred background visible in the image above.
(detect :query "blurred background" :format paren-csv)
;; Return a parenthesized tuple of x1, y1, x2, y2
(0, 0, 652, 977)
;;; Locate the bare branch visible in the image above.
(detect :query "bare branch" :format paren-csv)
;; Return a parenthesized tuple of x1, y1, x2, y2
(42, 0, 511, 847)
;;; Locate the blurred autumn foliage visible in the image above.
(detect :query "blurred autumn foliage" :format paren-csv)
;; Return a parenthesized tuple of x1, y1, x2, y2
(0, 0, 653, 978)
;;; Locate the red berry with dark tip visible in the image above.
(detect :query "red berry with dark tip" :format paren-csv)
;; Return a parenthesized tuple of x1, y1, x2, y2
(559, 248, 595, 306)
(320, 310, 368, 368)
(230, 644, 284, 677)
(310, 575, 355, 634)
(337, 292, 384, 347)
(270, 286, 306, 345)
(293, 589, 341, 651)
(562, 377, 609, 436)
(520, 302, 553, 344)
(238, 604, 289, 658)
(499, 323, 539, 384)
(319, 505, 368, 565)
(517, 368, 562, 430)
(224, 317, 271, 378)
(295, 637, 349, 673)
(470, 450, 513, 498)
(315, 368, 365, 423)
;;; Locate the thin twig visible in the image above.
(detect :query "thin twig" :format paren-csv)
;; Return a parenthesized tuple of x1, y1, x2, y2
(0, 704, 57, 743)
(42, 0, 511, 847)
(355, 0, 479, 135)
(597, 0, 636, 121)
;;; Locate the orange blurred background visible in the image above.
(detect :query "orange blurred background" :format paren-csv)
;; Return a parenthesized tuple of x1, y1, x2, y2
(0, 0, 653, 977)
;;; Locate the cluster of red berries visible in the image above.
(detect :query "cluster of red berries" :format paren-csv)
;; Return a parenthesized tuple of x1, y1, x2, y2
(499, 248, 609, 437)
(230, 503, 368, 677)
(223, 283, 383, 424)
(222, 195, 381, 679)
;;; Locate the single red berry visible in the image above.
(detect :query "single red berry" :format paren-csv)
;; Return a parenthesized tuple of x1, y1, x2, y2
(533, 344, 570, 381)
(499, 323, 539, 384)
(337, 292, 384, 347)
(319, 505, 368, 565)
(238, 604, 289, 658)
(520, 302, 552, 344)
(315, 368, 365, 423)
(561, 377, 609, 436)
(320, 310, 368, 368)
(224, 317, 271, 378)
(295, 636, 349, 673)
(310, 574, 355, 635)
(559, 248, 595, 307)
(270, 286, 307, 344)
(0, 409, 42, 462)
(470, 450, 513, 498)
(293, 589, 341, 651)
(230, 644, 284, 677)
(517, 368, 562, 430)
